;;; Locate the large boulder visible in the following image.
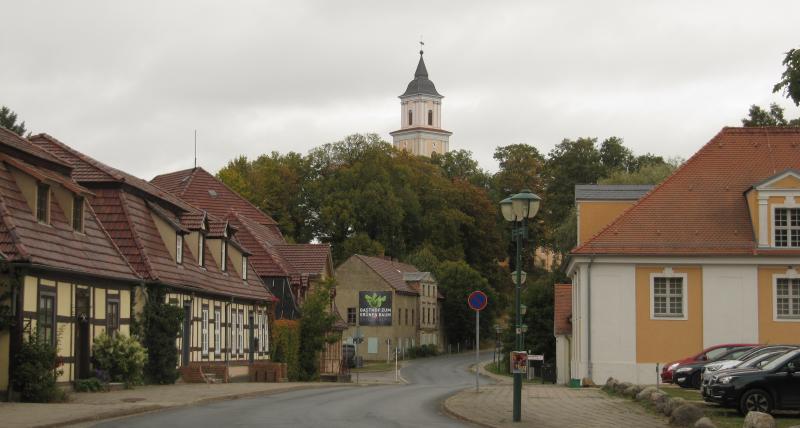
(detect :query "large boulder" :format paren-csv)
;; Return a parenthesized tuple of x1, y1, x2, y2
(623, 385, 639, 398)
(693, 417, 717, 428)
(669, 403, 704, 427)
(651, 392, 669, 412)
(664, 397, 686, 417)
(636, 386, 658, 401)
(615, 381, 633, 394)
(743, 412, 776, 428)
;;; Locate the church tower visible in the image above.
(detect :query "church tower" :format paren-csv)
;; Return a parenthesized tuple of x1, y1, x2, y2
(390, 49, 452, 157)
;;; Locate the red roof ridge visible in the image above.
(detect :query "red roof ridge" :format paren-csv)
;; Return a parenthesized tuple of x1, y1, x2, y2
(31, 133, 123, 181)
(118, 190, 158, 281)
(572, 127, 727, 255)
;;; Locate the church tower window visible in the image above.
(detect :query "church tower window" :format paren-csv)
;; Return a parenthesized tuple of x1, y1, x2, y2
(408, 110, 413, 126)
(428, 110, 433, 125)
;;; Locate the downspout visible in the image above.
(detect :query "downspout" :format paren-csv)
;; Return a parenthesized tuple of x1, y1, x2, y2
(5, 264, 18, 401)
(587, 255, 595, 382)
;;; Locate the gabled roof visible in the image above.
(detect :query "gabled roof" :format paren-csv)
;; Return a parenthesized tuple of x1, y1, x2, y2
(151, 167, 279, 229)
(751, 169, 800, 189)
(0, 127, 71, 171)
(225, 211, 294, 278)
(574, 184, 654, 201)
(29, 134, 192, 212)
(573, 127, 800, 256)
(354, 255, 423, 295)
(0, 131, 138, 281)
(275, 243, 331, 276)
(554, 283, 572, 336)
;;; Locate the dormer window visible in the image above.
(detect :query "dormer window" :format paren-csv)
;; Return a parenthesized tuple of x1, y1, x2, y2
(72, 196, 84, 232)
(198, 233, 205, 267)
(242, 256, 248, 280)
(775, 208, 800, 247)
(176, 233, 184, 264)
(221, 240, 227, 272)
(36, 183, 50, 224)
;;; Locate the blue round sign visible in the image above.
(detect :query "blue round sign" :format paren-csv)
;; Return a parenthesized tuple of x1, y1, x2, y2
(468, 290, 488, 311)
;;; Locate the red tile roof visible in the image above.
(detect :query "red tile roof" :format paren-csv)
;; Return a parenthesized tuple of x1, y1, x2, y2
(29, 134, 192, 212)
(0, 131, 138, 281)
(0, 128, 70, 170)
(573, 127, 800, 256)
(275, 243, 331, 276)
(554, 283, 572, 336)
(226, 211, 294, 277)
(151, 167, 279, 229)
(354, 255, 421, 295)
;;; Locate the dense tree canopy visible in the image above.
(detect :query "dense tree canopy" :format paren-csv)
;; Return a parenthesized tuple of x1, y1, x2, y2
(0, 106, 27, 136)
(774, 48, 800, 106)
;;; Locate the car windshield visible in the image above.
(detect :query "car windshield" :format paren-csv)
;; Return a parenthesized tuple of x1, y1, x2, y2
(720, 347, 754, 361)
(762, 350, 800, 371)
(741, 351, 785, 368)
(740, 346, 791, 362)
(705, 347, 733, 361)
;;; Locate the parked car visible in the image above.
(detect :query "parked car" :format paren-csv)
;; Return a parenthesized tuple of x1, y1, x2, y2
(673, 346, 756, 389)
(702, 349, 792, 391)
(702, 345, 798, 383)
(703, 348, 800, 415)
(661, 343, 758, 383)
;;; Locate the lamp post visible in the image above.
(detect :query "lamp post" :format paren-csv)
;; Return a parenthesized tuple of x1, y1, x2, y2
(500, 189, 541, 423)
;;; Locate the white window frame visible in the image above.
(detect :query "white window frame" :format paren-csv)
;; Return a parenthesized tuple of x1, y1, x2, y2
(773, 205, 800, 248)
(242, 256, 248, 280)
(231, 308, 237, 356)
(238, 310, 244, 356)
(198, 234, 205, 267)
(649, 269, 688, 320)
(176, 233, 184, 264)
(221, 241, 228, 272)
(773, 270, 800, 322)
(201, 307, 209, 356)
(214, 308, 221, 356)
(261, 312, 269, 353)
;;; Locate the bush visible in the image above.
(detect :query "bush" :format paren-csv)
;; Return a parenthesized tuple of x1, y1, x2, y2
(272, 320, 300, 381)
(13, 332, 64, 402)
(407, 344, 439, 359)
(93, 333, 146, 386)
(140, 285, 184, 384)
(74, 377, 105, 392)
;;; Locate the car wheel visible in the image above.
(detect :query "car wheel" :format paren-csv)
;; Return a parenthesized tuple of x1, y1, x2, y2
(690, 372, 702, 389)
(739, 389, 772, 415)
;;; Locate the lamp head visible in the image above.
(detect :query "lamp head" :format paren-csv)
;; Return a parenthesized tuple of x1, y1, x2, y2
(510, 189, 541, 219)
(500, 197, 515, 222)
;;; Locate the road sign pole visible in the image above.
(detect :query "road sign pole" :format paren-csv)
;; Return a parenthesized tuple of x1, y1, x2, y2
(475, 309, 480, 392)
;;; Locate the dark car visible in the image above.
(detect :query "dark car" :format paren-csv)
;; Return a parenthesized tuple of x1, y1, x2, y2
(673, 346, 756, 389)
(702, 345, 798, 383)
(661, 343, 758, 383)
(702, 349, 792, 392)
(703, 348, 800, 415)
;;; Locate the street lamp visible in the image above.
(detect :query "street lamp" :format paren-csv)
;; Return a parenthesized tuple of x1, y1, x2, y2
(500, 189, 541, 422)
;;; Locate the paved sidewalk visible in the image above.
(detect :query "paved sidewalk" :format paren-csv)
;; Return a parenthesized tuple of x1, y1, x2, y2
(0, 382, 348, 428)
(445, 361, 668, 428)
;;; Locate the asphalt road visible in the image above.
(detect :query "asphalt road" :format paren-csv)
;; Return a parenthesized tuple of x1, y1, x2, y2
(97, 351, 490, 428)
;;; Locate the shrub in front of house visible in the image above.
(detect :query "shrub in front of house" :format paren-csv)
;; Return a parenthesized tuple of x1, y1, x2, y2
(13, 332, 64, 402)
(140, 285, 184, 384)
(272, 319, 301, 381)
(93, 333, 147, 387)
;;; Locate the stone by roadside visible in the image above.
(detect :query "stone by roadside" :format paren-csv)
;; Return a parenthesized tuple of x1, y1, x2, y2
(445, 361, 669, 428)
(0, 382, 352, 428)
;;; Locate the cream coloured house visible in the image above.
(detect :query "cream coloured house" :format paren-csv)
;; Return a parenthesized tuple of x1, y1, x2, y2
(567, 127, 800, 385)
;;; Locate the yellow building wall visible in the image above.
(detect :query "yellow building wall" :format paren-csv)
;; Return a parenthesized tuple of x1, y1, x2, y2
(758, 267, 800, 343)
(577, 201, 634, 245)
(636, 266, 703, 363)
(772, 175, 800, 189)
(151, 213, 178, 261)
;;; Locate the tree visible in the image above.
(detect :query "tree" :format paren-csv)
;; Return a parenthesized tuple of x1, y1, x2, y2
(0, 106, 27, 136)
(599, 161, 679, 185)
(404, 245, 440, 273)
(297, 279, 337, 380)
(741, 103, 800, 127)
(338, 232, 384, 263)
(431, 149, 491, 187)
(435, 261, 497, 345)
(774, 48, 800, 106)
(140, 285, 184, 384)
(492, 144, 545, 198)
(542, 137, 603, 231)
(599, 136, 633, 173)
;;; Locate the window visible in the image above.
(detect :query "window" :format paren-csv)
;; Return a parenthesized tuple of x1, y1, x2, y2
(408, 110, 412, 125)
(221, 241, 228, 272)
(260, 312, 269, 353)
(776, 278, 800, 319)
(411, 309, 415, 325)
(238, 310, 244, 355)
(201, 306, 209, 356)
(347, 307, 356, 325)
(652, 276, 685, 318)
(72, 196, 84, 232)
(36, 183, 50, 223)
(176, 234, 184, 264)
(37, 292, 56, 346)
(214, 308, 221, 356)
(198, 234, 205, 267)
(405, 308, 408, 325)
(231, 308, 238, 355)
(427, 110, 433, 125)
(106, 298, 120, 336)
(242, 256, 248, 280)
(775, 208, 800, 247)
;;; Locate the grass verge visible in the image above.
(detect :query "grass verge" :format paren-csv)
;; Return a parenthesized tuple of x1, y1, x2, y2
(351, 361, 396, 373)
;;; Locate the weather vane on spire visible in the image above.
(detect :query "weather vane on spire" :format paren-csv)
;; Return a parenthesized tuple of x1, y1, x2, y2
(419, 36, 424, 55)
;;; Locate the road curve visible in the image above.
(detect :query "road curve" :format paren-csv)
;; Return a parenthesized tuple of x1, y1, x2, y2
(95, 351, 491, 428)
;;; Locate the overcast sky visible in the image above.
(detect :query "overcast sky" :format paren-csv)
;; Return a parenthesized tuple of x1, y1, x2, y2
(2, 1, 799, 179)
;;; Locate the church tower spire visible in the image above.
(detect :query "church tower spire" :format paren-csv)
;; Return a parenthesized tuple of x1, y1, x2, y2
(390, 47, 451, 157)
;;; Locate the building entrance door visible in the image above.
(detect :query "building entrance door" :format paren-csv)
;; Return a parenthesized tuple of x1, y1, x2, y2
(74, 288, 91, 379)
(182, 304, 192, 366)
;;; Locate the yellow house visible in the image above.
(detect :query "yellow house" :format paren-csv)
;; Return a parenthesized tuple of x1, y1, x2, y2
(567, 127, 800, 385)
(0, 128, 140, 397)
